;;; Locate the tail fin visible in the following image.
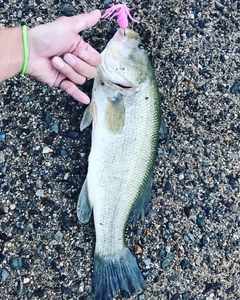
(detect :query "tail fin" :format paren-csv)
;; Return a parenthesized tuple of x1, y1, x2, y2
(93, 247, 145, 300)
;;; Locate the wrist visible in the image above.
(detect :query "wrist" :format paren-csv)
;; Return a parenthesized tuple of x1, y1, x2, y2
(0, 27, 23, 81)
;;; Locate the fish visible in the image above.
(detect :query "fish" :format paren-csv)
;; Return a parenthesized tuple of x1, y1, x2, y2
(77, 28, 165, 300)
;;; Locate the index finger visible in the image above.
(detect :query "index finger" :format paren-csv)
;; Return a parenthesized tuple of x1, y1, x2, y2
(71, 10, 101, 33)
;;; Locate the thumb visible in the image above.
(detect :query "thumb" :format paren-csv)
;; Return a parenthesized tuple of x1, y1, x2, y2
(71, 10, 101, 33)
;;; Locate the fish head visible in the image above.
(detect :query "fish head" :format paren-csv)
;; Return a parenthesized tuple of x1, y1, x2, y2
(99, 28, 152, 92)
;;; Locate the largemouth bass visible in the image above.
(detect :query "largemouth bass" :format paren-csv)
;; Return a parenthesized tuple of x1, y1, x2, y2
(77, 28, 164, 300)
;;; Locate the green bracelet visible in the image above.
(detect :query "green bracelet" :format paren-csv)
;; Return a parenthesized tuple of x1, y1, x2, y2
(20, 25, 29, 75)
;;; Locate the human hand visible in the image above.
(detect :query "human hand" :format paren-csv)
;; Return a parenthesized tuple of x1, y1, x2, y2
(27, 10, 102, 104)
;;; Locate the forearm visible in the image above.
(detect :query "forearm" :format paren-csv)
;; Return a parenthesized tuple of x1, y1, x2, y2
(0, 27, 23, 81)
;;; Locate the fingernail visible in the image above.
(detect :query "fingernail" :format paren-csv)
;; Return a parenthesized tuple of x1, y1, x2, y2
(64, 54, 76, 66)
(80, 50, 89, 61)
(53, 57, 65, 69)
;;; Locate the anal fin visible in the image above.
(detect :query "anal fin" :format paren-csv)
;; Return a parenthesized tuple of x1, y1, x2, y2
(128, 171, 153, 222)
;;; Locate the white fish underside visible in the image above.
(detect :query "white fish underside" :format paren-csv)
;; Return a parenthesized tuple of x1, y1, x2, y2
(87, 74, 159, 258)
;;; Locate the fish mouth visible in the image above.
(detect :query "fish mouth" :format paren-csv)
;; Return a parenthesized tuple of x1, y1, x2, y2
(108, 80, 134, 90)
(114, 83, 133, 89)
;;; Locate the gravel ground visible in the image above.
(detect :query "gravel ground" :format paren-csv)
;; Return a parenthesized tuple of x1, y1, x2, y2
(0, 0, 239, 299)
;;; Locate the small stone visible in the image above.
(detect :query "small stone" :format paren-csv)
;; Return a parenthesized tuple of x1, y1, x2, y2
(60, 2, 76, 16)
(206, 293, 214, 300)
(1, 268, 10, 282)
(36, 189, 45, 197)
(187, 233, 195, 242)
(167, 222, 174, 231)
(65, 130, 79, 138)
(36, 179, 43, 189)
(161, 252, 175, 270)
(143, 258, 151, 266)
(54, 231, 63, 244)
(134, 245, 142, 255)
(229, 204, 238, 213)
(0, 152, 5, 164)
(42, 146, 53, 154)
(51, 123, 59, 134)
(164, 181, 172, 191)
(180, 259, 189, 270)
(36, 16, 43, 23)
(61, 285, 72, 295)
(182, 292, 189, 300)
(10, 257, 23, 270)
(197, 214, 205, 228)
(226, 285, 234, 294)
(230, 80, 240, 94)
(0, 132, 6, 142)
(23, 278, 30, 284)
(172, 7, 180, 15)
(199, 19, 206, 28)
(171, 293, 180, 300)
(159, 249, 166, 257)
(9, 204, 16, 210)
(45, 114, 52, 124)
(60, 150, 68, 158)
(25, 224, 33, 232)
(158, 148, 164, 156)
(17, 10, 22, 18)
(179, 173, 184, 180)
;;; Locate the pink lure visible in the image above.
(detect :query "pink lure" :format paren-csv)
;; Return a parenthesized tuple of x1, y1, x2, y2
(102, 3, 139, 28)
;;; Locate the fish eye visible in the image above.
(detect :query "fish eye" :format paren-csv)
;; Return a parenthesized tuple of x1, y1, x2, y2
(138, 44, 147, 53)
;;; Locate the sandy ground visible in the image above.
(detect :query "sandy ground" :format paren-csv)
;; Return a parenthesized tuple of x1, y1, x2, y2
(0, 1, 239, 299)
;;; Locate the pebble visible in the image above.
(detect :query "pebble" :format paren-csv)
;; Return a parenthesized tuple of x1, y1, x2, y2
(0, 132, 6, 142)
(54, 231, 63, 244)
(9, 204, 16, 210)
(171, 293, 180, 300)
(17, 10, 22, 18)
(60, 149, 68, 158)
(180, 259, 189, 270)
(23, 278, 30, 284)
(182, 292, 189, 300)
(230, 80, 240, 94)
(65, 130, 79, 138)
(164, 181, 172, 191)
(134, 245, 143, 254)
(0, 152, 5, 164)
(36, 189, 45, 197)
(1, 268, 10, 282)
(45, 114, 52, 124)
(158, 148, 164, 156)
(60, 2, 76, 16)
(10, 257, 23, 270)
(161, 252, 175, 270)
(229, 204, 238, 213)
(42, 146, 53, 154)
(143, 258, 151, 266)
(197, 214, 205, 228)
(51, 123, 59, 134)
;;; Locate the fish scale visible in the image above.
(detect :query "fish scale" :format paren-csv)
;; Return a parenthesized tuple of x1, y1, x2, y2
(77, 28, 164, 300)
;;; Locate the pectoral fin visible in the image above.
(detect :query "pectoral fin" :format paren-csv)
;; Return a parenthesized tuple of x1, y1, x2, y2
(105, 94, 125, 134)
(80, 102, 96, 131)
(77, 179, 92, 223)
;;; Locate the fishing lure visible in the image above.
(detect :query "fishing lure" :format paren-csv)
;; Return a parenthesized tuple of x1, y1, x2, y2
(102, 3, 139, 28)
